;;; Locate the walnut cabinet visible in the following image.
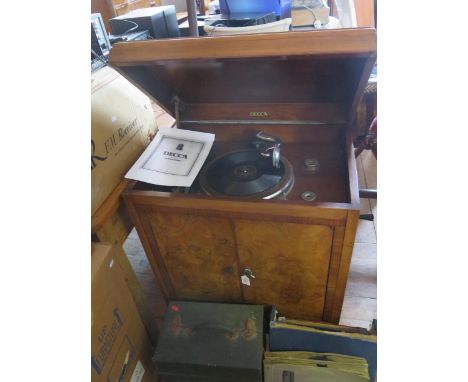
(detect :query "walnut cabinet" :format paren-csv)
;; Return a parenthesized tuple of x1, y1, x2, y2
(110, 29, 377, 323)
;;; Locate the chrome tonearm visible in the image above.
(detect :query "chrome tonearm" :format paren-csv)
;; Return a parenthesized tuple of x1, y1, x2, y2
(253, 131, 281, 168)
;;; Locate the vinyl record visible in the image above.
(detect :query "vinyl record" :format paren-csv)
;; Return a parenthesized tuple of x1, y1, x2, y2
(199, 149, 294, 199)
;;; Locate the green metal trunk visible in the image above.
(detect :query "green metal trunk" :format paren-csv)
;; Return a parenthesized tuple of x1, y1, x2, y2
(154, 301, 264, 381)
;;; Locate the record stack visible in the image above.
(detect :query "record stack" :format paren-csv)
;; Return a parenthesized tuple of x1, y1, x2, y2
(269, 308, 377, 381)
(264, 351, 370, 382)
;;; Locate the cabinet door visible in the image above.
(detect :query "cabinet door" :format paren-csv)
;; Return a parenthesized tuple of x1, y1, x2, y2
(147, 211, 242, 302)
(235, 220, 333, 320)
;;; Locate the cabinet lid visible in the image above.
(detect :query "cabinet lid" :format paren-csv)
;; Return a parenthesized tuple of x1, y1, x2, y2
(109, 29, 376, 124)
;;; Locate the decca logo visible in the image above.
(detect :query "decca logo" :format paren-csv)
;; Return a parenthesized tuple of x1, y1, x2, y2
(249, 111, 269, 117)
(164, 150, 188, 159)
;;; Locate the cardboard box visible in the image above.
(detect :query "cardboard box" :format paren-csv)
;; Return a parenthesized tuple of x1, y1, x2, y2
(91, 66, 158, 215)
(91, 243, 156, 382)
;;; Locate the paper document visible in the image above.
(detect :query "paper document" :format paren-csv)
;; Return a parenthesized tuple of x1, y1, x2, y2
(125, 127, 215, 187)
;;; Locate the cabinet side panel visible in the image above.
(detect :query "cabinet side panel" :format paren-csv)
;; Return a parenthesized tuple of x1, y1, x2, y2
(148, 212, 242, 302)
(322, 226, 346, 323)
(330, 210, 360, 322)
(236, 220, 333, 321)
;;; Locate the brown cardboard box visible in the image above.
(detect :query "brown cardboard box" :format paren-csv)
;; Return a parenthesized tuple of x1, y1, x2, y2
(91, 66, 158, 215)
(92, 243, 156, 382)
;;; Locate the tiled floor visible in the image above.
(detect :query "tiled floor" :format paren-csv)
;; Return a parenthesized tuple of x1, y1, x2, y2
(340, 150, 377, 329)
(123, 233, 167, 327)
(123, 149, 377, 330)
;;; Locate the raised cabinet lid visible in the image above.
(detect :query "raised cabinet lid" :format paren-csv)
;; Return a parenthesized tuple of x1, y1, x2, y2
(109, 29, 376, 124)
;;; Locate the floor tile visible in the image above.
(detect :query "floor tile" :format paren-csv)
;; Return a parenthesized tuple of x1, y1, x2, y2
(123, 229, 144, 255)
(127, 257, 152, 274)
(342, 149, 376, 327)
(352, 242, 377, 259)
(369, 199, 377, 234)
(345, 257, 377, 298)
(340, 296, 377, 322)
(356, 155, 367, 190)
(360, 198, 371, 214)
(123, 229, 167, 324)
(355, 219, 377, 243)
(135, 271, 162, 294)
(360, 150, 377, 189)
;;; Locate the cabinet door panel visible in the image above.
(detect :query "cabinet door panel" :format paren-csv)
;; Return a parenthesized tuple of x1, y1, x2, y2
(148, 212, 242, 301)
(235, 220, 333, 320)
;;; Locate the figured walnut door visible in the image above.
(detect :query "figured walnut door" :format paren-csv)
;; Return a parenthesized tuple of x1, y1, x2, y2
(235, 220, 334, 320)
(147, 211, 242, 302)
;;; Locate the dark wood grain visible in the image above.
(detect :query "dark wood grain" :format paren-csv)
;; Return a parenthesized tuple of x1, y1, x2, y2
(181, 103, 348, 124)
(205, 140, 351, 204)
(182, 121, 346, 143)
(109, 29, 377, 121)
(109, 28, 377, 62)
(348, 56, 377, 134)
(118, 29, 376, 323)
(112, 56, 370, 119)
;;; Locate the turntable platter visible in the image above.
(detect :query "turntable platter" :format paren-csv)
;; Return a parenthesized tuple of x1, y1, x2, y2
(199, 149, 294, 199)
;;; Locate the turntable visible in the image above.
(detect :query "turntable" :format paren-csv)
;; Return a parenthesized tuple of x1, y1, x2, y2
(199, 131, 294, 199)
(110, 29, 377, 323)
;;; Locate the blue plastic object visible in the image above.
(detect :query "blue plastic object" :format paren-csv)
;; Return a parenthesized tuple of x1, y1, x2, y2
(219, 0, 292, 19)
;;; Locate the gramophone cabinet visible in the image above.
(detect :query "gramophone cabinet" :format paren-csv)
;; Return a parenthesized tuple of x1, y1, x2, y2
(109, 29, 377, 323)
